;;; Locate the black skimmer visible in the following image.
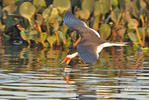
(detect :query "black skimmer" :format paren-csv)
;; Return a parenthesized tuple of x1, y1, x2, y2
(62, 11, 127, 64)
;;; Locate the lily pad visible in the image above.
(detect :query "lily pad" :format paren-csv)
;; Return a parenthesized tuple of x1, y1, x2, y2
(114, 25, 126, 38)
(29, 30, 39, 40)
(53, 0, 70, 13)
(57, 31, 65, 42)
(128, 19, 138, 29)
(112, 0, 118, 7)
(42, 7, 51, 20)
(110, 7, 120, 23)
(20, 31, 29, 41)
(82, 0, 94, 12)
(94, 0, 110, 16)
(79, 9, 90, 19)
(47, 35, 57, 47)
(140, 0, 146, 9)
(33, 0, 46, 9)
(2, 4, 17, 13)
(3, 0, 16, 6)
(40, 32, 47, 42)
(94, 1, 104, 16)
(99, 24, 111, 39)
(19, 2, 36, 20)
(49, 7, 58, 22)
(92, 16, 100, 30)
(128, 32, 138, 43)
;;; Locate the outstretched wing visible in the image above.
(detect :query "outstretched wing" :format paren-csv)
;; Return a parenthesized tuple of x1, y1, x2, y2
(63, 11, 100, 41)
(76, 41, 99, 64)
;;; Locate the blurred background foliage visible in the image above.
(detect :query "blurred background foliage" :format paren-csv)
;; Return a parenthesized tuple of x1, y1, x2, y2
(0, 0, 149, 49)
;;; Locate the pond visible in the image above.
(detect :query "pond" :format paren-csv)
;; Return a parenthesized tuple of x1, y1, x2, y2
(0, 43, 149, 100)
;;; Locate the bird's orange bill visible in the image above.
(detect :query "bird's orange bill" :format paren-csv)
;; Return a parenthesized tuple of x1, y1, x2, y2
(61, 57, 71, 64)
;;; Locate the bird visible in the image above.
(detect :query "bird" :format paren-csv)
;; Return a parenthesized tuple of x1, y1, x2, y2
(62, 11, 127, 64)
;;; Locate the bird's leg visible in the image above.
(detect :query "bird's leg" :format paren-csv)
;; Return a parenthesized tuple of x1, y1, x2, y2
(73, 35, 81, 47)
(61, 52, 78, 64)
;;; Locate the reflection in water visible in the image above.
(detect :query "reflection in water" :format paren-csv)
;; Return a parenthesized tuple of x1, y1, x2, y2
(0, 44, 149, 99)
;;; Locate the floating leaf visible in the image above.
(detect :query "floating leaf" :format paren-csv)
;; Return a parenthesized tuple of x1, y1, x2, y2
(19, 2, 36, 20)
(79, 9, 90, 19)
(49, 7, 58, 22)
(53, 0, 70, 13)
(3, 34, 10, 40)
(20, 31, 29, 41)
(29, 30, 39, 40)
(47, 35, 57, 48)
(40, 32, 47, 42)
(57, 31, 65, 42)
(92, 16, 100, 30)
(112, 0, 118, 7)
(82, 0, 94, 12)
(114, 25, 126, 38)
(125, 0, 131, 10)
(110, 7, 120, 23)
(131, 0, 139, 18)
(2, 4, 17, 13)
(140, 0, 146, 9)
(94, 0, 110, 16)
(128, 32, 138, 43)
(94, 1, 104, 16)
(99, 24, 111, 39)
(128, 19, 138, 29)
(3, 0, 16, 6)
(33, 0, 46, 9)
(42, 7, 51, 20)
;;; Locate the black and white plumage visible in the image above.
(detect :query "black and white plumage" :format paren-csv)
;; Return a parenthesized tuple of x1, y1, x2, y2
(63, 11, 126, 64)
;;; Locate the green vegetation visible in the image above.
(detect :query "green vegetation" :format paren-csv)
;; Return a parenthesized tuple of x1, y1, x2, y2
(0, 0, 149, 49)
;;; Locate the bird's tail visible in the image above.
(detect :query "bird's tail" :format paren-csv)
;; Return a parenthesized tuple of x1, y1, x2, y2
(102, 42, 128, 48)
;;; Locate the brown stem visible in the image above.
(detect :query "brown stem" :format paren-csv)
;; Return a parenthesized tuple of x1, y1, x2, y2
(115, 12, 122, 26)
(55, 31, 60, 46)
(140, 14, 145, 47)
(135, 27, 144, 47)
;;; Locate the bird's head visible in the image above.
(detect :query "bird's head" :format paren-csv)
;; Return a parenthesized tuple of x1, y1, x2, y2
(61, 52, 78, 64)
(61, 56, 71, 64)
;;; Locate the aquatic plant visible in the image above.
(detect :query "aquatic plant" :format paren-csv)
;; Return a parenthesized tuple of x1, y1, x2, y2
(0, 0, 149, 49)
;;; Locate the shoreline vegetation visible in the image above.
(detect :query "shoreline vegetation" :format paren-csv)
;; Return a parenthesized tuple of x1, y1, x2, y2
(0, 0, 149, 49)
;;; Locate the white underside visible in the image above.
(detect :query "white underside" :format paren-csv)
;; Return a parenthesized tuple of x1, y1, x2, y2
(88, 27, 100, 38)
(96, 42, 126, 58)
(66, 43, 125, 60)
(82, 21, 100, 38)
(67, 52, 78, 59)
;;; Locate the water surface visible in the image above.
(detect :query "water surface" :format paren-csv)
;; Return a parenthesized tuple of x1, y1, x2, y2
(0, 44, 149, 100)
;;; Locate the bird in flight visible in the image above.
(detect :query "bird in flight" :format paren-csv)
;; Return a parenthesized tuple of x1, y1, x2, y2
(62, 11, 127, 64)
